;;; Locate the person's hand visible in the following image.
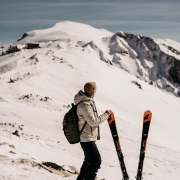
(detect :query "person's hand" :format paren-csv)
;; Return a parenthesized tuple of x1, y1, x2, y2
(105, 110, 113, 116)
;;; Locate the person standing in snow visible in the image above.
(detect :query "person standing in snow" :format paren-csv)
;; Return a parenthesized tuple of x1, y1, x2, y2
(74, 82, 112, 180)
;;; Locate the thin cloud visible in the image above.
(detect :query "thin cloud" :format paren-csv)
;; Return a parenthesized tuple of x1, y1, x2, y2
(83, 20, 180, 28)
(1, 19, 180, 28)
(0, 1, 180, 44)
(0, 19, 58, 26)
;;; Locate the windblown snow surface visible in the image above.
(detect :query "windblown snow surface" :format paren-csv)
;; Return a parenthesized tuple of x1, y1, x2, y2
(0, 21, 180, 180)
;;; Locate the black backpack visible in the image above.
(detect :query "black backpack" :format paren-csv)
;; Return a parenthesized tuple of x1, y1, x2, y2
(62, 101, 88, 144)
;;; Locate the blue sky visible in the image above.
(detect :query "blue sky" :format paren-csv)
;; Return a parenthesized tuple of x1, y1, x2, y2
(0, 0, 180, 46)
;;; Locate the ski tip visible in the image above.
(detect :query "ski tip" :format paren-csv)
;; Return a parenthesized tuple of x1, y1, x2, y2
(143, 110, 152, 122)
(145, 110, 152, 113)
(107, 112, 115, 124)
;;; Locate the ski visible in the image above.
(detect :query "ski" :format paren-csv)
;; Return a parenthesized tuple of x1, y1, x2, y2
(108, 113, 129, 180)
(136, 110, 152, 180)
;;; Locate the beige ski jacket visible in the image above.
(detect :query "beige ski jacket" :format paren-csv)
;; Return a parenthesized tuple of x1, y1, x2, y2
(74, 90, 108, 142)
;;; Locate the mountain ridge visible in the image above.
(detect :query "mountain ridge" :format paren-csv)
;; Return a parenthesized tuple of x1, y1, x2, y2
(1, 21, 180, 96)
(83, 31, 180, 96)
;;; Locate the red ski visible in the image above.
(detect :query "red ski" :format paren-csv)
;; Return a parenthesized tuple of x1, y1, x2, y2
(136, 110, 152, 180)
(108, 113, 129, 180)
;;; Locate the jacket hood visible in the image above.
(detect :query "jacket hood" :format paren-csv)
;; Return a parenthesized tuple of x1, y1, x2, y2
(74, 90, 93, 104)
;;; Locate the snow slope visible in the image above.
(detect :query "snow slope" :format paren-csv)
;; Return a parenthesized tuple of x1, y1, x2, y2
(0, 21, 180, 180)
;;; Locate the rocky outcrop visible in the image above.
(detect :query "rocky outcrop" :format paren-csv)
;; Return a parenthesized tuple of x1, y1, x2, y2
(163, 44, 180, 55)
(116, 32, 180, 91)
(117, 32, 153, 59)
(110, 35, 129, 55)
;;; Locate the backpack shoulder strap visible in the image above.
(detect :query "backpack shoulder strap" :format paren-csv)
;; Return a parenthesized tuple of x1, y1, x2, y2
(76, 100, 90, 135)
(79, 121, 87, 135)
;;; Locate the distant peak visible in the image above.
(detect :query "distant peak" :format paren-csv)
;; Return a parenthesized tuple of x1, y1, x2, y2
(53, 21, 93, 28)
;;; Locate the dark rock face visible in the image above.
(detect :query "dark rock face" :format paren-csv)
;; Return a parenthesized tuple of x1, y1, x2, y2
(164, 44, 180, 55)
(169, 59, 180, 83)
(116, 32, 180, 85)
(17, 33, 29, 42)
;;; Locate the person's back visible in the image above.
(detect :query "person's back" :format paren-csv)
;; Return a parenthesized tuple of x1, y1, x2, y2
(74, 82, 112, 180)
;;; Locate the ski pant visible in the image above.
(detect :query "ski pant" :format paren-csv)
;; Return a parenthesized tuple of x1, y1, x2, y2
(76, 141, 101, 180)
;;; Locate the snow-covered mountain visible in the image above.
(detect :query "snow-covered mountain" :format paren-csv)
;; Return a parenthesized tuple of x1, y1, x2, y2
(16, 21, 113, 46)
(0, 21, 180, 180)
(84, 32, 180, 95)
(14, 21, 180, 96)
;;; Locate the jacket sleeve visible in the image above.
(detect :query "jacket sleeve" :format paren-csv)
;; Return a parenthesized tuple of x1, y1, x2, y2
(80, 102, 109, 127)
